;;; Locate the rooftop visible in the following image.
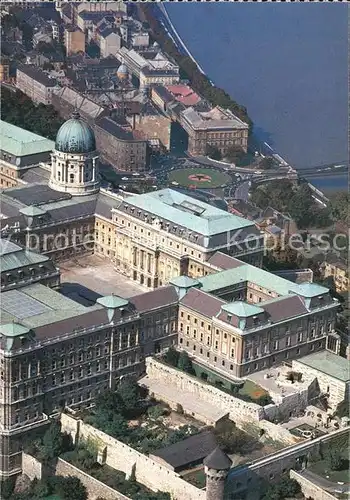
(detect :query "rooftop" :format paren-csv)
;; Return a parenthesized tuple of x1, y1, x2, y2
(169, 275, 200, 289)
(0, 120, 55, 158)
(181, 106, 248, 131)
(123, 189, 254, 237)
(0, 284, 93, 328)
(294, 351, 350, 383)
(150, 430, 217, 471)
(0, 239, 50, 273)
(17, 64, 57, 87)
(166, 84, 201, 107)
(221, 302, 264, 317)
(198, 262, 330, 298)
(203, 446, 232, 470)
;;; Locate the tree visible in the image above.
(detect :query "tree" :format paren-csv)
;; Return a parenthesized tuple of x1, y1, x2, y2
(54, 476, 87, 500)
(277, 477, 301, 497)
(287, 183, 314, 228)
(177, 351, 194, 374)
(95, 390, 125, 414)
(1, 476, 16, 499)
(262, 477, 301, 500)
(147, 405, 166, 420)
(225, 145, 244, 163)
(117, 378, 144, 415)
(256, 394, 273, 406)
(260, 156, 275, 169)
(40, 421, 66, 462)
(205, 144, 222, 160)
(163, 346, 179, 367)
(326, 449, 344, 471)
(1, 87, 64, 140)
(329, 192, 349, 224)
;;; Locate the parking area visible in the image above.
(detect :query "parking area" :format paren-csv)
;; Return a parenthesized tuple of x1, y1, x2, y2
(60, 255, 145, 305)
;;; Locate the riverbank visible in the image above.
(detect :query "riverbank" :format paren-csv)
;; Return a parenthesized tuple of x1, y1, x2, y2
(137, 3, 253, 131)
(164, 3, 347, 169)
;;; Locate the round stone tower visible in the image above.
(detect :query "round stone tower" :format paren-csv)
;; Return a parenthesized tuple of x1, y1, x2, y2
(204, 446, 232, 500)
(49, 111, 100, 196)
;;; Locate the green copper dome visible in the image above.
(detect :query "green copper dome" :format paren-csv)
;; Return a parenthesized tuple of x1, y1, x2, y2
(55, 112, 96, 154)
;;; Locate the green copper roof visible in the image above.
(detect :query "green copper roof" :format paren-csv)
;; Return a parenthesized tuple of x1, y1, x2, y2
(198, 263, 331, 298)
(55, 112, 96, 154)
(221, 302, 264, 317)
(0, 284, 98, 328)
(19, 205, 47, 217)
(125, 189, 254, 236)
(292, 283, 329, 298)
(169, 275, 200, 288)
(1, 251, 49, 273)
(0, 323, 30, 337)
(296, 351, 350, 382)
(97, 295, 129, 309)
(0, 120, 54, 157)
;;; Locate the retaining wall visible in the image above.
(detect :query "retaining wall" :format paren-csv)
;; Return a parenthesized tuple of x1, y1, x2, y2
(55, 458, 131, 500)
(145, 358, 264, 425)
(61, 413, 205, 500)
(290, 470, 338, 500)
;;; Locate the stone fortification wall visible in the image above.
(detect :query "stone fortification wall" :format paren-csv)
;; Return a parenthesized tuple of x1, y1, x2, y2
(290, 470, 338, 500)
(145, 358, 312, 427)
(22, 452, 131, 500)
(22, 452, 45, 481)
(60, 413, 205, 500)
(226, 427, 350, 500)
(55, 458, 131, 500)
(145, 358, 264, 425)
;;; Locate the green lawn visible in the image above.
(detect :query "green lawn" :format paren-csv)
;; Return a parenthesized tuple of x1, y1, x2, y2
(168, 167, 230, 188)
(191, 361, 269, 404)
(309, 457, 350, 483)
(182, 468, 206, 488)
(239, 380, 269, 400)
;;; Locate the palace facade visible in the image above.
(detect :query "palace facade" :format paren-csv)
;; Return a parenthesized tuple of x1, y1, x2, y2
(0, 116, 340, 478)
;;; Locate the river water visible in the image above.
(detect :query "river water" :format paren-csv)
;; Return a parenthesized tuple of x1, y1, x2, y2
(165, 3, 348, 191)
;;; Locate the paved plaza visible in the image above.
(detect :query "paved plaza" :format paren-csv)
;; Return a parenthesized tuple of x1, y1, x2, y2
(60, 255, 145, 305)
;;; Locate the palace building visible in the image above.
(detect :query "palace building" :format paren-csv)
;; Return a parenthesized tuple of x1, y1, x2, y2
(0, 115, 341, 477)
(0, 114, 264, 289)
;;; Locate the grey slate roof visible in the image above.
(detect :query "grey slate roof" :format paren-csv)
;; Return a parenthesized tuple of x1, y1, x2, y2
(180, 288, 226, 318)
(130, 286, 178, 313)
(20, 167, 50, 184)
(3, 184, 71, 206)
(151, 430, 217, 470)
(17, 65, 57, 87)
(203, 446, 232, 470)
(262, 295, 308, 322)
(207, 252, 245, 271)
(0, 244, 50, 273)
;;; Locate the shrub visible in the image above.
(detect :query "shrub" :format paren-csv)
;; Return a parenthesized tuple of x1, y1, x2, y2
(1, 476, 16, 499)
(177, 351, 194, 374)
(163, 346, 179, 367)
(147, 405, 166, 420)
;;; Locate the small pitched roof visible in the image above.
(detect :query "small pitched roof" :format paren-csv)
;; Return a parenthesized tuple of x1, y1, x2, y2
(0, 323, 30, 337)
(204, 446, 232, 470)
(169, 275, 200, 289)
(19, 205, 47, 217)
(96, 295, 129, 309)
(221, 302, 264, 317)
(295, 351, 350, 382)
(151, 430, 217, 470)
(293, 282, 329, 298)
